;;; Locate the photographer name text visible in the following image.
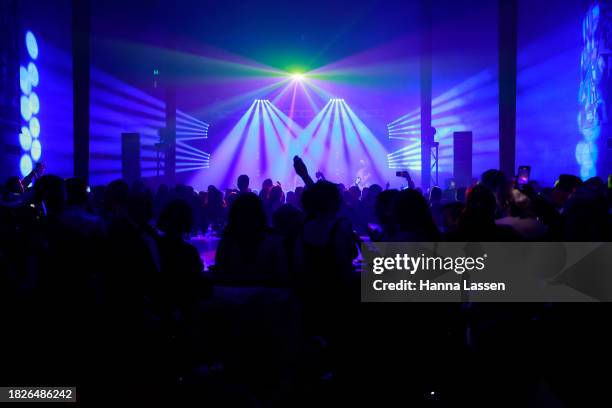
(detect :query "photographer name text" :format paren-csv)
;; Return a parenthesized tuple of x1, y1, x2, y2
(370, 253, 506, 292)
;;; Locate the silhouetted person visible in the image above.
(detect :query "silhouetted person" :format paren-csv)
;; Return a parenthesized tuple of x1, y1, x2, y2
(215, 192, 288, 285)
(205, 185, 225, 231)
(452, 185, 519, 241)
(348, 185, 361, 202)
(551, 174, 583, 210)
(355, 184, 381, 234)
(495, 188, 547, 240)
(62, 177, 103, 237)
(480, 169, 512, 217)
(563, 186, 610, 241)
(295, 179, 358, 337)
(440, 201, 464, 235)
(99, 179, 159, 391)
(429, 186, 443, 228)
(237, 174, 250, 194)
(33, 174, 66, 217)
(259, 178, 273, 202)
(265, 184, 284, 221)
(393, 188, 440, 241)
(153, 184, 170, 220)
(370, 189, 400, 241)
(157, 199, 210, 314)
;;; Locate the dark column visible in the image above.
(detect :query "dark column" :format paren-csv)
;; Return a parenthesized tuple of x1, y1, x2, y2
(164, 86, 176, 184)
(162, 2, 177, 185)
(420, 0, 433, 189)
(0, 0, 19, 178)
(498, 0, 518, 177)
(72, 0, 91, 182)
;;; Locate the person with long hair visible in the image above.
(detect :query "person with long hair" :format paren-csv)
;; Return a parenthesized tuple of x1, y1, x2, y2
(214, 192, 288, 286)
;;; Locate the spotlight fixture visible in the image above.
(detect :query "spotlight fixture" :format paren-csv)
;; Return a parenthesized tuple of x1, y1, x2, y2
(19, 30, 41, 177)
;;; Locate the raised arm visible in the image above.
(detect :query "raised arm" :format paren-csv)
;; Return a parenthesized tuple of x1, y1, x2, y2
(21, 161, 46, 189)
(293, 155, 315, 187)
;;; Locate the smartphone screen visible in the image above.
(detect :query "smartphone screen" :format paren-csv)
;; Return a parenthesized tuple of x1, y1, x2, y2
(517, 165, 531, 186)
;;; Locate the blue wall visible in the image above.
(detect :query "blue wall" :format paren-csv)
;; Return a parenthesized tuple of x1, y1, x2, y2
(431, 0, 499, 183)
(516, 0, 584, 184)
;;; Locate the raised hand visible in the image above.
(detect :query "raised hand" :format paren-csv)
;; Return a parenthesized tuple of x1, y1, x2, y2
(293, 156, 308, 177)
(293, 155, 314, 187)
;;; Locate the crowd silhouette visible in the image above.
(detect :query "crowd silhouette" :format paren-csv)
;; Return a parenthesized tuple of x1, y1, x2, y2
(1, 156, 611, 405)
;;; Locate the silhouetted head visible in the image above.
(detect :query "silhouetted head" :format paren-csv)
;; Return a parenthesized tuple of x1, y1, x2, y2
(481, 169, 507, 193)
(105, 179, 130, 213)
(226, 192, 268, 238)
(507, 188, 534, 218)
(375, 189, 400, 227)
(226, 190, 239, 207)
(158, 199, 193, 236)
(395, 188, 439, 239)
(269, 185, 284, 204)
(198, 190, 207, 203)
(262, 178, 273, 190)
(362, 187, 369, 201)
(301, 180, 342, 217)
(481, 169, 513, 214)
(429, 186, 442, 203)
(207, 185, 223, 206)
(237, 174, 250, 192)
(272, 203, 304, 236)
(367, 184, 383, 204)
(349, 185, 361, 201)
(455, 184, 499, 239)
(556, 174, 583, 193)
(465, 184, 497, 220)
(552, 174, 583, 209)
(34, 175, 66, 215)
(286, 191, 296, 206)
(65, 177, 88, 207)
